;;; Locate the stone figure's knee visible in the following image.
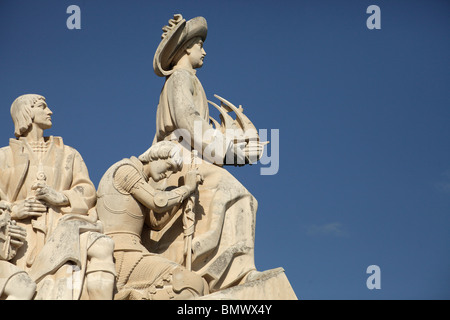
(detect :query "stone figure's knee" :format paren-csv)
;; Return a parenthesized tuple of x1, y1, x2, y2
(88, 236, 115, 260)
(86, 236, 116, 276)
(5, 272, 36, 300)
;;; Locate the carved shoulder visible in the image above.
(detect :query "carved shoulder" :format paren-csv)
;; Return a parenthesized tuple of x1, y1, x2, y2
(168, 68, 195, 93)
(113, 162, 144, 195)
(0, 146, 12, 166)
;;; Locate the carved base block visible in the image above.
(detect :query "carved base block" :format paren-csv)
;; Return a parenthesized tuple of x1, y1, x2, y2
(197, 267, 298, 300)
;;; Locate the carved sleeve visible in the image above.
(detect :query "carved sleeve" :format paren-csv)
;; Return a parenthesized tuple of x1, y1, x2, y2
(126, 174, 193, 230)
(167, 70, 207, 137)
(0, 148, 9, 203)
(113, 163, 192, 214)
(113, 164, 143, 194)
(130, 179, 191, 213)
(60, 149, 97, 215)
(167, 70, 232, 163)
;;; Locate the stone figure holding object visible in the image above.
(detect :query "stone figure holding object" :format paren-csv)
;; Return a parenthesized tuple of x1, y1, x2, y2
(96, 140, 209, 299)
(149, 14, 269, 292)
(0, 94, 116, 300)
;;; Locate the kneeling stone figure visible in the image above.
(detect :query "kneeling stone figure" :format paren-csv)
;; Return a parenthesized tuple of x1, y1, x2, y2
(96, 141, 208, 299)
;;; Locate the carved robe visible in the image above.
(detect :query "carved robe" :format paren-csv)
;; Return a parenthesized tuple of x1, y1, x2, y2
(0, 136, 104, 299)
(148, 67, 258, 292)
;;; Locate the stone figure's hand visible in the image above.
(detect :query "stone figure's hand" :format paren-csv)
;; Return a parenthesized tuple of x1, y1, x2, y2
(11, 198, 47, 220)
(7, 221, 27, 249)
(0, 200, 11, 212)
(32, 183, 69, 207)
(185, 169, 202, 192)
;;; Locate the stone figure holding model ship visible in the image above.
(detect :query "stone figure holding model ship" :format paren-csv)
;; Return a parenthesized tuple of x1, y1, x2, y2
(0, 13, 297, 300)
(147, 14, 297, 298)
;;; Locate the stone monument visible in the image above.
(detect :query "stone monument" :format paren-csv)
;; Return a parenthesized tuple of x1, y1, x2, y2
(0, 14, 297, 300)
(145, 14, 297, 299)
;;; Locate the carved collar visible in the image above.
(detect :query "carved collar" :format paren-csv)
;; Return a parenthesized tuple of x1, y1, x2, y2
(172, 65, 197, 75)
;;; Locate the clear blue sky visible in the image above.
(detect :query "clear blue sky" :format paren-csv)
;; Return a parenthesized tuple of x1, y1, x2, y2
(1, 0, 449, 299)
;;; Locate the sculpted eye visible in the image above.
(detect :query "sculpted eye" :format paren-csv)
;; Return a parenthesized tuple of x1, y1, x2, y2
(167, 160, 178, 172)
(35, 102, 46, 110)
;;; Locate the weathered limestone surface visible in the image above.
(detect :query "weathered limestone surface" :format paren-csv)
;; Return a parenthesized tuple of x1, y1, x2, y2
(198, 268, 298, 300)
(1, 13, 298, 300)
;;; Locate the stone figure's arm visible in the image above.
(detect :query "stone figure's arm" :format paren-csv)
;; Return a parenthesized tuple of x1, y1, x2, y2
(0, 149, 9, 203)
(168, 71, 209, 141)
(134, 183, 192, 231)
(33, 149, 95, 214)
(57, 149, 96, 215)
(0, 205, 11, 260)
(130, 179, 192, 213)
(167, 72, 245, 165)
(114, 164, 195, 230)
(167, 72, 235, 164)
(144, 169, 201, 230)
(0, 149, 47, 220)
(0, 188, 7, 205)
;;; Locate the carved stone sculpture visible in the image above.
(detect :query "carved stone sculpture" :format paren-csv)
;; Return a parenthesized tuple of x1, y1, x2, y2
(96, 140, 209, 299)
(0, 94, 116, 300)
(1, 14, 297, 300)
(0, 201, 36, 299)
(146, 14, 296, 299)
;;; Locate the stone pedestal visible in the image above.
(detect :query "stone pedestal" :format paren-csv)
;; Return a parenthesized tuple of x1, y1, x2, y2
(198, 267, 298, 300)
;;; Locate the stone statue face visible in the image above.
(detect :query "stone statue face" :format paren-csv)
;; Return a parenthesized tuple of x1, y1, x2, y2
(149, 158, 179, 182)
(31, 100, 53, 130)
(187, 39, 206, 69)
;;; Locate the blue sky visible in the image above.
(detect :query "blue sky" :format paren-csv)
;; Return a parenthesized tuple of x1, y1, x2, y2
(1, 0, 449, 299)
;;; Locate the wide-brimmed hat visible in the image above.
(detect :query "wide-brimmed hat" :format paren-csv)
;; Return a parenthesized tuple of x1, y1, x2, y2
(153, 14, 207, 77)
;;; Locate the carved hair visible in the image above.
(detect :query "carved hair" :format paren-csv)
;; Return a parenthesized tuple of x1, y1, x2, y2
(10, 94, 46, 138)
(139, 141, 183, 170)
